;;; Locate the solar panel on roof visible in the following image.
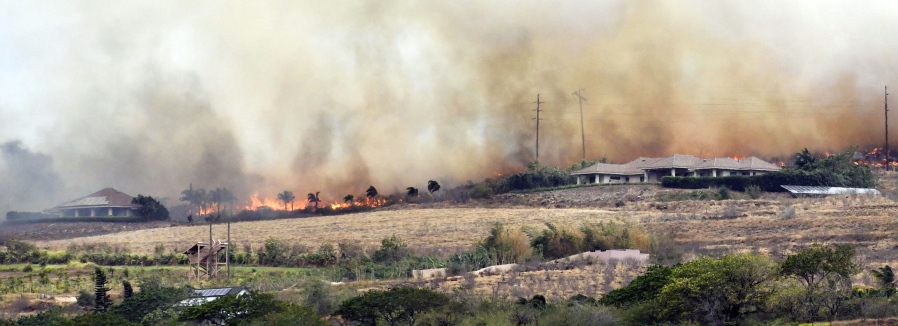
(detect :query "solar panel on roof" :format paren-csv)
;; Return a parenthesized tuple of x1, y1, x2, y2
(195, 288, 231, 297)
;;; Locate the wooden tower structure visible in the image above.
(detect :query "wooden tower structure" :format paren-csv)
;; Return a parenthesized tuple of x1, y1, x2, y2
(183, 222, 231, 280)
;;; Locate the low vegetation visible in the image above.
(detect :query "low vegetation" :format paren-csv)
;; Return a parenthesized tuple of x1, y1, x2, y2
(2, 243, 895, 325)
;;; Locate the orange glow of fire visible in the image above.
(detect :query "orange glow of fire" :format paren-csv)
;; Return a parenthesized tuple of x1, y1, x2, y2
(235, 192, 392, 213)
(244, 193, 291, 211)
(329, 202, 351, 209)
(731, 156, 745, 160)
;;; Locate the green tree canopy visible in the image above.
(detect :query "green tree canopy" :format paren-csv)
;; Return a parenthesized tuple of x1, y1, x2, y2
(131, 195, 170, 221)
(657, 253, 779, 325)
(334, 287, 450, 326)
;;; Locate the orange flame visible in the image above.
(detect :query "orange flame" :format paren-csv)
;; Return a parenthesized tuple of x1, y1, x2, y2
(243, 193, 291, 211)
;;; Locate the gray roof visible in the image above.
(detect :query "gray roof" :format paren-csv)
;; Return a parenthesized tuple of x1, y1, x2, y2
(194, 287, 247, 297)
(52, 188, 138, 209)
(781, 185, 881, 195)
(573, 157, 661, 175)
(572, 154, 781, 175)
(641, 154, 704, 169)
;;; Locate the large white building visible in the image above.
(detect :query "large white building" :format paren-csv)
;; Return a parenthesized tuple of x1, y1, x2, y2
(45, 188, 140, 217)
(571, 154, 782, 184)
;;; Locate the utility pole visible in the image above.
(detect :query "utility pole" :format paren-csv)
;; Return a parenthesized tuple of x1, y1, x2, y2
(572, 89, 587, 162)
(886, 86, 890, 170)
(533, 94, 544, 167)
(208, 221, 212, 280)
(226, 222, 230, 279)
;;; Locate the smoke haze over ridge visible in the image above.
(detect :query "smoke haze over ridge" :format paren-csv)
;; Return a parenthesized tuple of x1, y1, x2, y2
(1, 1, 898, 212)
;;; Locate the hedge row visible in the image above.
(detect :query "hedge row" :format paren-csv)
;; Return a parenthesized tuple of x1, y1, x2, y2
(661, 169, 851, 192)
(1, 216, 146, 226)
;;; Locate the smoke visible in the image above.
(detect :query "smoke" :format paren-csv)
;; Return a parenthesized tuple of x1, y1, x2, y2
(1, 1, 897, 207)
(0, 141, 64, 214)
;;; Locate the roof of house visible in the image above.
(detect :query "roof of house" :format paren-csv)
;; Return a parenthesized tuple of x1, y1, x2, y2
(736, 156, 782, 171)
(51, 188, 138, 209)
(176, 287, 250, 307)
(572, 157, 662, 175)
(572, 154, 781, 175)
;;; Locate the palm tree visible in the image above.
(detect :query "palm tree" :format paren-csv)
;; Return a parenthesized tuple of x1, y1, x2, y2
(277, 191, 295, 211)
(871, 265, 895, 289)
(307, 192, 321, 210)
(194, 188, 208, 215)
(180, 184, 198, 215)
(210, 188, 225, 214)
(343, 194, 354, 205)
(221, 188, 236, 215)
(427, 180, 441, 194)
(365, 186, 378, 199)
(406, 187, 418, 197)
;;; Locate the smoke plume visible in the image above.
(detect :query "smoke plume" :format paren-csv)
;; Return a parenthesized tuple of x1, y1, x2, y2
(1, 1, 897, 209)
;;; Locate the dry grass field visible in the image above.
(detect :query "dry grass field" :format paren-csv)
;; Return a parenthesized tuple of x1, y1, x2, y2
(15, 172, 898, 302)
(34, 208, 640, 256)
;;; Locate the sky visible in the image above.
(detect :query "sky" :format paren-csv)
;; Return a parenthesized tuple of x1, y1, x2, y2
(2, 1, 898, 213)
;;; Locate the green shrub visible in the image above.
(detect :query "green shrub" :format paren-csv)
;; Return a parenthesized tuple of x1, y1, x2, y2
(372, 235, 412, 264)
(75, 290, 94, 307)
(334, 287, 450, 325)
(717, 187, 731, 200)
(745, 184, 761, 199)
(498, 165, 575, 192)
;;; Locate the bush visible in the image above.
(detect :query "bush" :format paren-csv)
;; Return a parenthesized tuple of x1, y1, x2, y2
(498, 165, 575, 193)
(372, 235, 413, 264)
(480, 223, 532, 264)
(717, 187, 731, 200)
(334, 287, 450, 325)
(530, 221, 652, 260)
(53, 312, 138, 326)
(76, 290, 95, 307)
(468, 184, 493, 199)
(745, 184, 761, 199)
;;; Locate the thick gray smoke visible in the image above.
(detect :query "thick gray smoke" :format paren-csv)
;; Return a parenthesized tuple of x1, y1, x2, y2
(0, 141, 63, 213)
(1, 1, 897, 210)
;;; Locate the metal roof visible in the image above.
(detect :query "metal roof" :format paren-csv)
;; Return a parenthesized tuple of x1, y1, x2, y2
(195, 288, 232, 297)
(781, 185, 882, 195)
(192, 287, 247, 297)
